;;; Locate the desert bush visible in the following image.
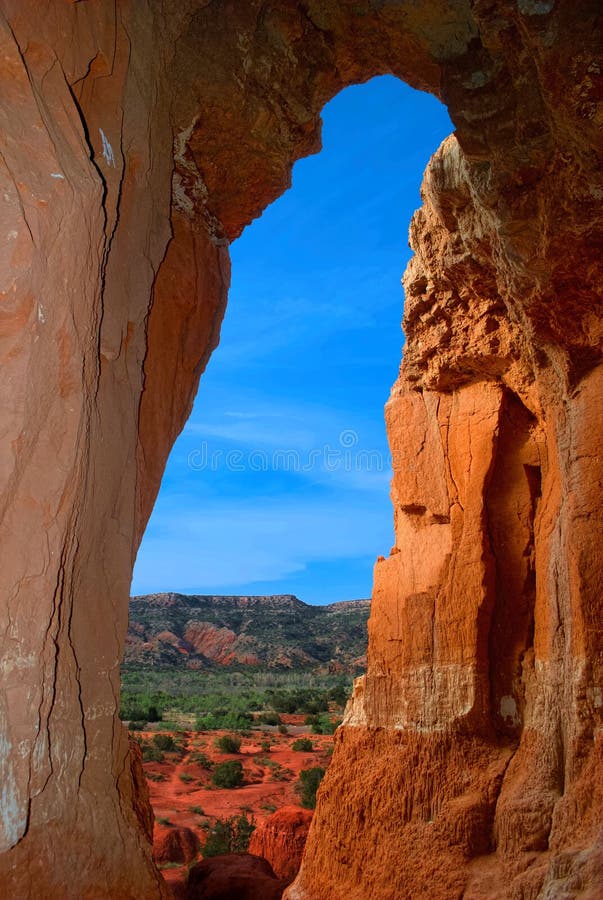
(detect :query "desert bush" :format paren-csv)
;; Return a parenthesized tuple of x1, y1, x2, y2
(297, 767, 325, 809)
(261, 802, 276, 814)
(147, 705, 161, 722)
(305, 714, 340, 735)
(190, 751, 213, 769)
(202, 814, 255, 857)
(211, 760, 244, 789)
(153, 733, 176, 752)
(292, 738, 313, 752)
(214, 734, 241, 754)
(141, 744, 164, 763)
(259, 712, 281, 726)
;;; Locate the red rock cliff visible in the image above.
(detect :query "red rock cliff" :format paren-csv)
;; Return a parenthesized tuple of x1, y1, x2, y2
(0, 2, 601, 898)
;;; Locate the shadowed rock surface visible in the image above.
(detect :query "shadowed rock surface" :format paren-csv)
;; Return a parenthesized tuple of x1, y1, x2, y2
(0, 1, 601, 898)
(186, 853, 285, 900)
(153, 825, 199, 866)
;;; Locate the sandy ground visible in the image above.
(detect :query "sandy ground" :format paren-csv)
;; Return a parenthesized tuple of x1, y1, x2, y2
(139, 719, 333, 890)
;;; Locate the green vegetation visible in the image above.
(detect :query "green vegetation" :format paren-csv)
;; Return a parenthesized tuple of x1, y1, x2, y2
(261, 802, 276, 814)
(202, 814, 255, 857)
(268, 763, 294, 782)
(297, 767, 326, 809)
(211, 760, 244, 788)
(190, 751, 213, 769)
(153, 733, 176, 752)
(141, 744, 164, 763)
(214, 734, 241, 754)
(125, 594, 369, 672)
(189, 805, 205, 816)
(292, 738, 313, 752)
(146, 771, 166, 782)
(258, 712, 281, 725)
(305, 713, 341, 735)
(121, 667, 352, 733)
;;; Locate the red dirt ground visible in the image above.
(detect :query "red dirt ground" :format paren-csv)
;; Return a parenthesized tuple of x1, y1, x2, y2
(137, 723, 332, 893)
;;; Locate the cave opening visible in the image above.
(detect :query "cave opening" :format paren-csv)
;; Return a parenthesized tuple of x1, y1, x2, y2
(4, 3, 600, 897)
(126, 75, 452, 884)
(132, 75, 452, 610)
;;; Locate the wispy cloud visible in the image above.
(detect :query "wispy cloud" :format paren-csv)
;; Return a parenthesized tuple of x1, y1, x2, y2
(133, 493, 392, 595)
(133, 75, 452, 604)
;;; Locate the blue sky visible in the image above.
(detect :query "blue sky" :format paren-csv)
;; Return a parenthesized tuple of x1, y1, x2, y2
(132, 76, 452, 604)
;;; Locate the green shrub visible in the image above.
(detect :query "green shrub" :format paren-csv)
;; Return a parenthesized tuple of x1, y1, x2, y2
(259, 712, 281, 726)
(328, 682, 348, 706)
(214, 734, 241, 754)
(297, 767, 325, 809)
(261, 802, 276, 814)
(189, 805, 205, 816)
(147, 705, 161, 723)
(179, 773, 194, 783)
(260, 738, 272, 752)
(202, 814, 255, 857)
(277, 723, 288, 734)
(141, 744, 164, 763)
(128, 721, 146, 731)
(270, 764, 293, 782)
(153, 733, 176, 752)
(306, 714, 339, 735)
(292, 738, 313, 752)
(191, 751, 213, 769)
(211, 760, 244, 789)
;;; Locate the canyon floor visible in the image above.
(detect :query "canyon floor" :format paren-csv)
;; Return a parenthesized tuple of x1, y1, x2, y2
(137, 718, 332, 896)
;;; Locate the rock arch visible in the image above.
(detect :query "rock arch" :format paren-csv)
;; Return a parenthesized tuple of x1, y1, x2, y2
(0, 2, 601, 898)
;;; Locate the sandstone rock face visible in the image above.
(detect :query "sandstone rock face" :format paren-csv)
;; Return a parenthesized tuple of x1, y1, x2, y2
(0, 2, 601, 899)
(249, 806, 313, 884)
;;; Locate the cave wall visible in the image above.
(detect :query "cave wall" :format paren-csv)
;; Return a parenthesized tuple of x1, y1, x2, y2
(0, 1, 601, 898)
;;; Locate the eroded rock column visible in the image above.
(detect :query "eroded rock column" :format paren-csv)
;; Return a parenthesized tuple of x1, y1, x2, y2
(288, 134, 603, 900)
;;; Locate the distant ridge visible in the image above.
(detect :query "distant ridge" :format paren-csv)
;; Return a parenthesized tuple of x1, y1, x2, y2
(125, 592, 370, 673)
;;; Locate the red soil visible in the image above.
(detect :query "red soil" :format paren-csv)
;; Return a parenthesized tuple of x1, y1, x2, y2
(139, 728, 331, 893)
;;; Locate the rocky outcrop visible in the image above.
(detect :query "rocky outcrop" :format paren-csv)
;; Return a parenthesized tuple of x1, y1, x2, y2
(288, 95, 603, 900)
(153, 825, 199, 866)
(0, 2, 601, 899)
(249, 806, 313, 884)
(186, 853, 285, 900)
(125, 593, 370, 670)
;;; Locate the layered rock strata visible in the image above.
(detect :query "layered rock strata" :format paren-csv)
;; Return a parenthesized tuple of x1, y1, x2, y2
(0, 1, 601, 898)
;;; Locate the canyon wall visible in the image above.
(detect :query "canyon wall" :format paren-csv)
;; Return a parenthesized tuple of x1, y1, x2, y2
(0, 1, 601, 898)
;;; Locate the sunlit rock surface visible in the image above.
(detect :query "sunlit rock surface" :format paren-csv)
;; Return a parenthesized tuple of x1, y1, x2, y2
(249, 806, 313, 884)
(0, 1, 601, 898)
